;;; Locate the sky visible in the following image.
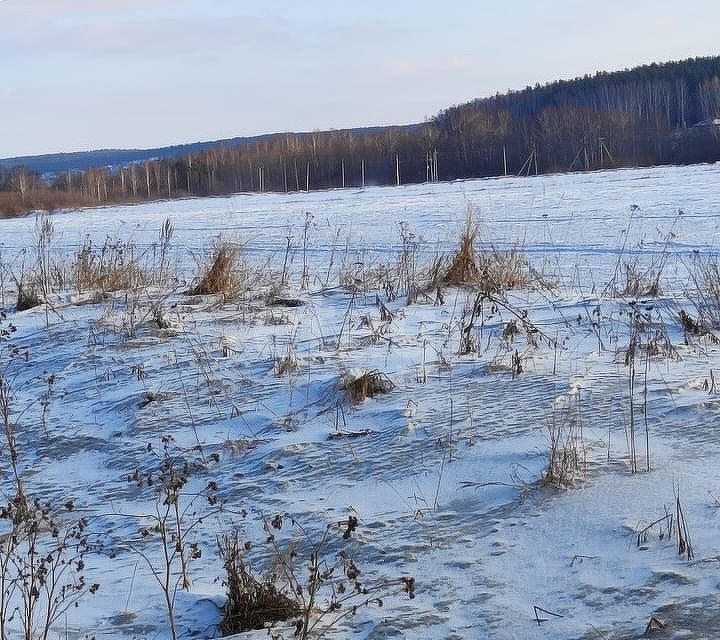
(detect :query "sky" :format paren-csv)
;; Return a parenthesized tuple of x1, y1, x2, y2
(1, 0, 719, 158)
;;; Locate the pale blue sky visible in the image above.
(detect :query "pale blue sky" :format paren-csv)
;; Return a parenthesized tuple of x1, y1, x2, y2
(1, 0, 719, 157)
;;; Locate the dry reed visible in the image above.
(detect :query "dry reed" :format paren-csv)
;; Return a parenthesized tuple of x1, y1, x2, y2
(191, 244, 241, 297)
(341, 369, 395, 402)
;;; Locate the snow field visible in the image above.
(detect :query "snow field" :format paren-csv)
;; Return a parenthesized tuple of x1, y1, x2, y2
(1, 163, 720, 638)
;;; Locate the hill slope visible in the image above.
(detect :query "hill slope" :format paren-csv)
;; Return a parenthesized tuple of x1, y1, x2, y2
(1, 56, 719, 216)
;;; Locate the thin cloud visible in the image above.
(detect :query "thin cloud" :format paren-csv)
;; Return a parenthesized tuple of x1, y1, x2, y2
(1, 11, 296, 59)
(0, 0, 179, 16)
(383, 56, 479, 76)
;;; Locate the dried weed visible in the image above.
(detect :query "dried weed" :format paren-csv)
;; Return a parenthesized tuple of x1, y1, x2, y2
(341, 369, 395, 402)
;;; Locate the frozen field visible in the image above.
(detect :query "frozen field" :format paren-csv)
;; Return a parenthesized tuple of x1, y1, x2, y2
(2, 163, 720, 639)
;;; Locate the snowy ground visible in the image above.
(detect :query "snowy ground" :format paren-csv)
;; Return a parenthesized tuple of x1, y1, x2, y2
(2, 163, 720, 639)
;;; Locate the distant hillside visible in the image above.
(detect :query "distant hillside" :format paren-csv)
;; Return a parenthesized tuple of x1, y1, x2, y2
(0, 135, 281, 175)
(433, 56, 720, 176)
(0, 127, 401, 176)
(2, 56, 720, 216)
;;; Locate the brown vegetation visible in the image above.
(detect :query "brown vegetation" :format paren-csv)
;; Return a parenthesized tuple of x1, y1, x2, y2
(218, 533, 301, 635)
(15, 282, 42, 311)
(542, 401, 585, 489)
(443, 216, 480, 286)
(341, 369, 395, 402)
(0, 189, 93, 218)
(441, 215, 528, 292)
(190, 245, 241, 298)
(72, 237, 148, 292)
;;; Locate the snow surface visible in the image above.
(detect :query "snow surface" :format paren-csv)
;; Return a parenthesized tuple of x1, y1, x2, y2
(1, 164, 720, 639)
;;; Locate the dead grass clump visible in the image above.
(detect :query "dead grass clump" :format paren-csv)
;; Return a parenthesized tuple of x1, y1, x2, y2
(679, 309, 704, 335)
(218, 532, 301, 635)
(341, 368, 394, 402)
(72, 236, 147, 292)
(191, 244, 241, 297)
(686, 254, 720, 328)
(440, 215, 529, 292)
(275, 353, 300, 376)
(443, 215, 480, 286)
(478, 248, 529, 291)
(542, 400, 585, 489)
(15, 278, 43, 311)
(622, 262, 661, 298)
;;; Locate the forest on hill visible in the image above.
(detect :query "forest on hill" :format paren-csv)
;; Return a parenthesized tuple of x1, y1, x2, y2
(1, 56, 719, 216)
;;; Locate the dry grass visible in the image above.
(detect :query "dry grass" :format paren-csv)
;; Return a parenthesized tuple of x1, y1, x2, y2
(0, 189, 94, 218)
(191, 244, 242, 298)
(341, 369, 394, 402)
(686, 254, 720, 328)
(15, 282, 42, 311)
(621, 262, 662, 298)
(72, 236, 148, 292)
(218, 532, 301, 635)
(274, 352, 299, 376)
(443, 215, 480, 286)
(541, 401, 585, 489)
(440, 215, 529, 292)
(477, 247, 529, 291)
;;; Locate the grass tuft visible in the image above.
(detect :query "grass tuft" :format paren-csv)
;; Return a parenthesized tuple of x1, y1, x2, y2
(15, 282, 42, 311)
(191, 244, 241, 298)
(443, 214, 480, 286)
(542, 398, 585, 489)
(72, 236, 147, 292)
(439, 215, 529, 293)
(341, 369, 394, 402)
(478, 247, 529, 292)
(686, 254, 720, 329)
(218, 532, 301, 635)
(622, 262, 661, 298)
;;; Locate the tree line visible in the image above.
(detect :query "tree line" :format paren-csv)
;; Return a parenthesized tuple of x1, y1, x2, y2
(2, 56, 720, 216)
